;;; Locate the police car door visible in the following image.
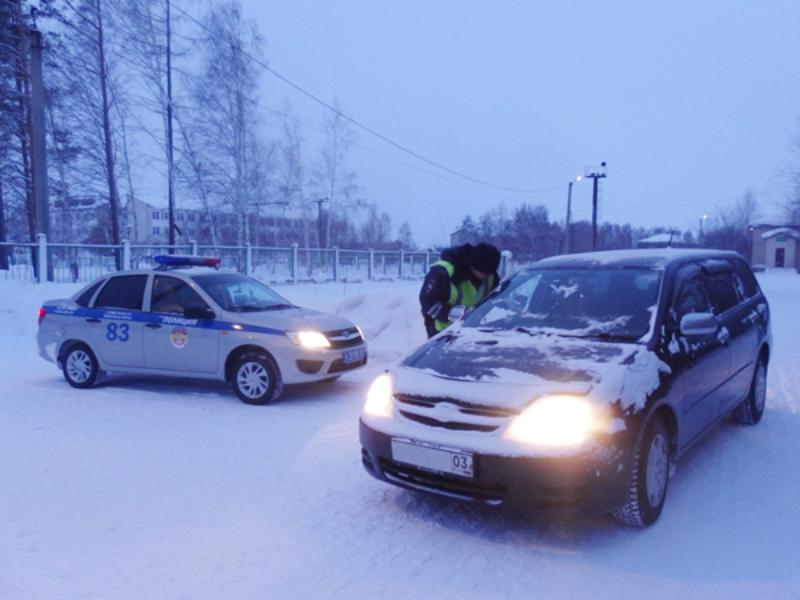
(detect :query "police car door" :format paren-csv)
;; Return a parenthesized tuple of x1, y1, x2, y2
(144, 275, 219, 374)
(88, 274, 148, 368)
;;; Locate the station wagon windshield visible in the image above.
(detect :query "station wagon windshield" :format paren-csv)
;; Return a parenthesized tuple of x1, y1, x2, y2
(465, 268, 662, 341)
(193, 273, 294, 312)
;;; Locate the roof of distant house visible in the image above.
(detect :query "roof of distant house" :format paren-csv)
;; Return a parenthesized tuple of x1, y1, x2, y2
(761, 227, 800, 241)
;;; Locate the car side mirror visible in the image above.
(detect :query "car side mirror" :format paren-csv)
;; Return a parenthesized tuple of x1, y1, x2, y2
(448, 305, 467, 322)
(185, 306, 215, 321)
(679, 312, 717, 337)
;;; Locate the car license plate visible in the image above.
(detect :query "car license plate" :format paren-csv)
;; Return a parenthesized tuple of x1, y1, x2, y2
(391, 439, 474, 478)
(342, 348, 365, 364)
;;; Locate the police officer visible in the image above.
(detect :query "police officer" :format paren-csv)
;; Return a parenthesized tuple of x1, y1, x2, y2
(420, 242, 501, 338)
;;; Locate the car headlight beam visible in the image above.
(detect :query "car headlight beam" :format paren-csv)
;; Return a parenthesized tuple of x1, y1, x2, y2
(287, 330, 331, 349)
(363, 373, 393, 418)
(505, 395, 597, 447)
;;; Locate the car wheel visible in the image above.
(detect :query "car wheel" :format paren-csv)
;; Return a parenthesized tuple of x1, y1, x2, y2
(613, 415, 671, 527)
(62, 343, 99, 389)
(232, 353, 283, 405)
(733, 358, 767, 425)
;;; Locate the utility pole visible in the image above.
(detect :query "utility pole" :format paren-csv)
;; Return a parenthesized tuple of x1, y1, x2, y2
(27, 25, 49, 244)
(585, 162, 607, 250)
(563, 176, 581, 254)
(166, 0, 176, 247)
(313, 197, 328, 248)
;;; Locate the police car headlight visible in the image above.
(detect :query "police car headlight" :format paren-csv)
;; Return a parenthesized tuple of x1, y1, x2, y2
(363, 373, 393, 418)
(505, 395, 598, 447)
(287, 330, 331, 350)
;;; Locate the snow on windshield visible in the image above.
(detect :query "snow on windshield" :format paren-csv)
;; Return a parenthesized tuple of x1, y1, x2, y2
(472, 267, 661, 340)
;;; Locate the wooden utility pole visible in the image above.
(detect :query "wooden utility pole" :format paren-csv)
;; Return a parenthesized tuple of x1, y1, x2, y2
(28, 26, 49, 242)
(585, 162, 607, 250)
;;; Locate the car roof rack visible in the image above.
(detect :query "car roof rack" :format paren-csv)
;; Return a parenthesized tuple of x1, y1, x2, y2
(153, 255, 222, 270)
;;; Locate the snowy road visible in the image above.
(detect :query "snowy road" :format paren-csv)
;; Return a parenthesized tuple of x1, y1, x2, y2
(1, 275, 799, 599)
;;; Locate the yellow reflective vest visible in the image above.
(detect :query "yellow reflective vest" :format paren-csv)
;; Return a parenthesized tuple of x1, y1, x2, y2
(432, 260, 496, 332)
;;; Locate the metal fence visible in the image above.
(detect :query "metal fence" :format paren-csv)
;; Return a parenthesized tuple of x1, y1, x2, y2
(0, 235, 447, 284)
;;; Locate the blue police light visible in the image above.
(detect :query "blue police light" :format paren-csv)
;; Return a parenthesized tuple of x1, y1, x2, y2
(153, 255, 222, 269)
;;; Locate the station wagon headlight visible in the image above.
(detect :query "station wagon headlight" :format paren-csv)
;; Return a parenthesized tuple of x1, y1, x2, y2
(287, 330, 331, 350)
(364, 373, 393, 418)
(505, 395, 597, 447)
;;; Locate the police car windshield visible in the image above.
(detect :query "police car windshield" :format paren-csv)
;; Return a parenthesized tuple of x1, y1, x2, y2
(192, 273, 294, 312)
(464, 267, 662, 341)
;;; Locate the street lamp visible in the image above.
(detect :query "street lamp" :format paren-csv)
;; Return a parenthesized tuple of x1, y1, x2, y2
(563, 175, 582, 255)
(699, 213, 709, 242)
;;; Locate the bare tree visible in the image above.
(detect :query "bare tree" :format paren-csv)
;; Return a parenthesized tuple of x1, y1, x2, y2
(53, 0, 126, 244)
(187, 0, 265, 245)
(786, 119, 800, 223)
(312, 99, 358, 248)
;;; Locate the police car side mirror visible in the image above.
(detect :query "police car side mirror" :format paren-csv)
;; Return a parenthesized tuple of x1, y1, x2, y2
(679, 312, 717, 337)
(448, 305, 467, 322)
(185, 306, 216, 321)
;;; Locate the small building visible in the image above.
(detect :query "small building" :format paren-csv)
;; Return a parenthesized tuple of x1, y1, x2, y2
(750, 224, 800, 270)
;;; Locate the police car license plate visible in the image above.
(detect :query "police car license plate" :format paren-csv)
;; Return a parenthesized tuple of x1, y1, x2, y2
(343, 348, 365, 364)
(391, 439, 474, 478)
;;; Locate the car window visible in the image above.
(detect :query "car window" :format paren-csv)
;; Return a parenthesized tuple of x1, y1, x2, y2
(192, 273, 292, 312)
(151, 276, 210, 315)
(94, 275, 148, 310)
(464, 267, 662, 340)
(75, 279, 105, 307)
(732, 260, 759, 299)
(674, 276, 712, 319)
(705, 272, 740, 314)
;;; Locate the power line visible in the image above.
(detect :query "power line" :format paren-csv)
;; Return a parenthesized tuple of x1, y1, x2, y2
(170, 2, 564, 195)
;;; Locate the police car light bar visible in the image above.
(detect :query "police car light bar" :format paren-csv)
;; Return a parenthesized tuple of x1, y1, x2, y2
(153, 255, 222, 269)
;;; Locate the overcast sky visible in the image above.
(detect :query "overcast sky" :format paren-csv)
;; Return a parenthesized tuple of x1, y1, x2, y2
(234, 0, 800, 246)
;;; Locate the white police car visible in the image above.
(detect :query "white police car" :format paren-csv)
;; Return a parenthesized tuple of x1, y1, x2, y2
(36, 256, 367, 404)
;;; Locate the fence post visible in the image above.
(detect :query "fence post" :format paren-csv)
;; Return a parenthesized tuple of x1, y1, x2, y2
(424, 251, 430, 275)
(122, 240, 131, 271)
(333, 247, 339, 282)
(245, 243, 253, 276)
(500, 249, 512, 278)
(368, 249, 374, 280)
(191, 240, 198, 256)
(291, 243, 298, 284)
(398, 250, 404, 279)
(37, 233, 48, 283)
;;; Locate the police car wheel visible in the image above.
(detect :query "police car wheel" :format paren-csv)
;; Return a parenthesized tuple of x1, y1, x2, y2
(62, 344, 99, 389)
(232, 353, 282, 405)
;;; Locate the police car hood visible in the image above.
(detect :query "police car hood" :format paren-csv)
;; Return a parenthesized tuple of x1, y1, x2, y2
(225, 306, 355, 333)
(395, 325, 670, 414)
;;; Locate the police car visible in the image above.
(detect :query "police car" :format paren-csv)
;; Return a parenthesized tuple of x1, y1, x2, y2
(37, 256, 367, 404)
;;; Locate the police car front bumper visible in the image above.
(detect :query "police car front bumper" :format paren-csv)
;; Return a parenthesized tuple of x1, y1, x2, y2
(359, 420, 632, 515)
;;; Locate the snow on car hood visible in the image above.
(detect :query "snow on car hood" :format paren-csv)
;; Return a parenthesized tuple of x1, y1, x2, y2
(224, 306, 355, 333)
(396, 325, 670, 414)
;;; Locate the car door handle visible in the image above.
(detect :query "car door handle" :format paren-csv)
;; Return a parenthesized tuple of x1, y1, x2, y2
(717, 328, 730, 345)
(146, 323, 162, 329)
(85, 318, 101, 324)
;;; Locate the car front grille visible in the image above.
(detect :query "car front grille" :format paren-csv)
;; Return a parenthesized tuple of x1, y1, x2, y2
(395, 393, 516, 433)
(324, 327, 363, 349)
(379, 458, 507, 506)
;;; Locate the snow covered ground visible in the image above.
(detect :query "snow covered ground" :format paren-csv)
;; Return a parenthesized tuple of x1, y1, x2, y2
(1, 274, 799, 599)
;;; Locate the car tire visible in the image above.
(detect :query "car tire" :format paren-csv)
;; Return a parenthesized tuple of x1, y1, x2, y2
(613, 415, 671, 527)
(733, 358, 767, 425)
(231, 353, 283, 405)
(62, 343, 99, 389)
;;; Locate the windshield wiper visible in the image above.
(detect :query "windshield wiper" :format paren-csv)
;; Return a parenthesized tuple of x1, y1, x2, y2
(229, 303, 293, 312)
(588, 332, 641, 343)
